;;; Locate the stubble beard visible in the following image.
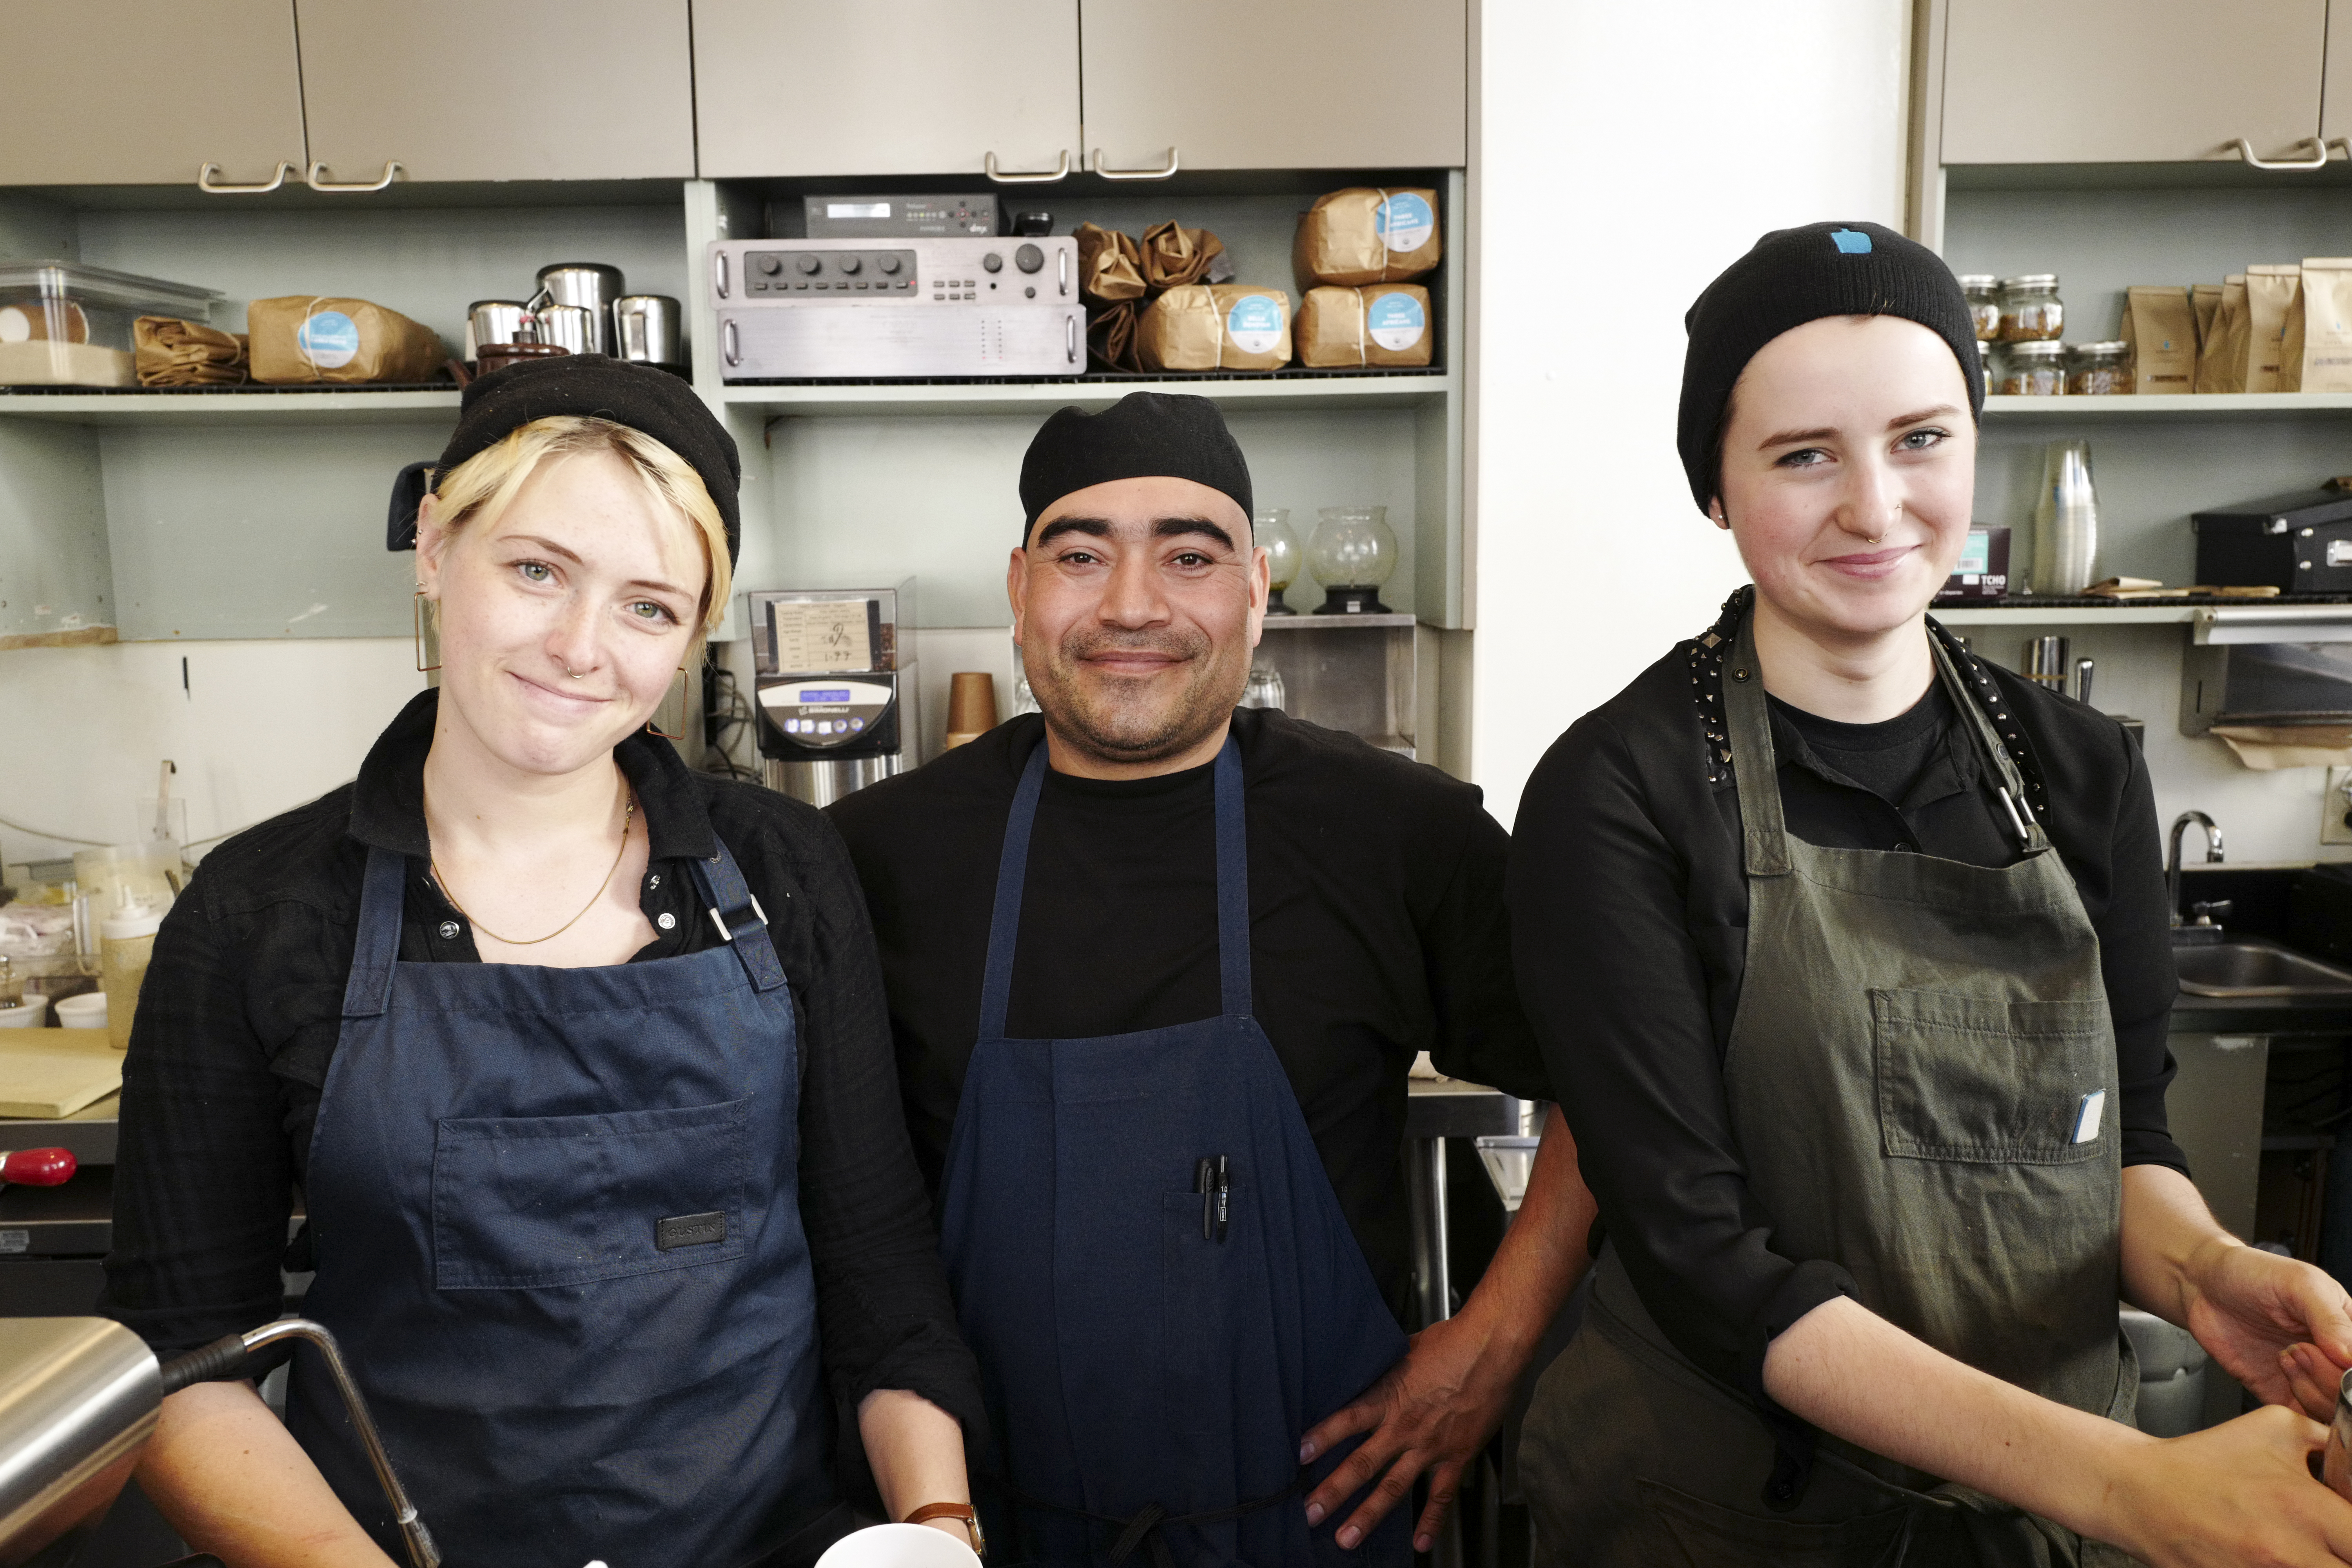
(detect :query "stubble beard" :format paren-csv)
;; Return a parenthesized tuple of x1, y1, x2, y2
(1028, 623, 1248, 766)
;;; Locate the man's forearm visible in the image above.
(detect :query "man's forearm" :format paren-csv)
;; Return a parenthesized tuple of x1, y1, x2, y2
(1455, 1107, 1595, 1351)
(138, 1379, 393, 1568)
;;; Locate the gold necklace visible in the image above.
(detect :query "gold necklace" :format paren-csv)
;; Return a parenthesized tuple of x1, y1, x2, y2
(427, 784, 637, 947)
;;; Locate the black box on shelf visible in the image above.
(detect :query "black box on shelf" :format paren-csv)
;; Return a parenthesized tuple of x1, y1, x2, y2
(1935, 524, 2009, 600)
(2193, 490, 2352, 593)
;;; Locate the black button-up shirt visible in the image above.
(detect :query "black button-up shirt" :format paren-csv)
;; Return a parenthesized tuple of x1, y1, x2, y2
(100, 688, 983, 1486)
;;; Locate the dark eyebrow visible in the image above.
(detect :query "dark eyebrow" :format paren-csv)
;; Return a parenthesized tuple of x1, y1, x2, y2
(1886, 403, 1961, 429)
(1757, 404, 1965, 452)
(503, 534, 691, 599)
(1033, 515, 1239, 552)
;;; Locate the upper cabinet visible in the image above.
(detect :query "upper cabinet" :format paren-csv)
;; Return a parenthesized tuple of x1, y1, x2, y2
(1940, 0, 2328, 164)
(0, 0, 305, 187)
(295, 0, 695, 183)
(693, 1, 1080, 180)
(1078, 0, 1465, 173)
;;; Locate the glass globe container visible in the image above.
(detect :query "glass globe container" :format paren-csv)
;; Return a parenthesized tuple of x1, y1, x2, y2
(1307, 505, 1397, 615)
(1254, 509, 1301, 615)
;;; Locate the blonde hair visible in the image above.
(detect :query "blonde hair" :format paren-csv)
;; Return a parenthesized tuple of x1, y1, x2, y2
(427, 415, 731, 638)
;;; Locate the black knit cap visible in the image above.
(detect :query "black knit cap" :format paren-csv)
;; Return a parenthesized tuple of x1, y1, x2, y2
(386, 354, 742, 561)
(1018, 391, 1252, 543)
(1677, 220, 1982, 512)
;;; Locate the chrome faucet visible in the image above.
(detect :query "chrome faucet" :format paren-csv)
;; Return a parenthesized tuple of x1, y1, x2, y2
(2166, 811, 2224, 929)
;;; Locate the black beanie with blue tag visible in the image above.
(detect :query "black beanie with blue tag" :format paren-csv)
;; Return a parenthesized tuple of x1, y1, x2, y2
(1676, 220, 1983, 512)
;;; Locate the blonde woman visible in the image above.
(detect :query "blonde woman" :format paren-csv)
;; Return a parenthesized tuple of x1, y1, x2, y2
(103, 358, 982, 1568)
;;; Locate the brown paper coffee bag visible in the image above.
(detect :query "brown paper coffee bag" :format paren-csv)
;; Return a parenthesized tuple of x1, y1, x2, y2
(1139, 222, 1231, 292)
(1296, 285, 1434, 368)
(1075, 223, 1146, 303)
(134, 316, 249, 386)
(2191, 283, 2223, 356)
(249, 296, 445, 384)
(1294, 187, 1441, 287)
(2243, 265, 2300, 393)
(1086, 299, 1143, 372)
(2287, 257, 2352, 394)
(2121, 287, 2193, 394)
(1137, 285, 1293, 372)
(2196, 276, 2247, 393)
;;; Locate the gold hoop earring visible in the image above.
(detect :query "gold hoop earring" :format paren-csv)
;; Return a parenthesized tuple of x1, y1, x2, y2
(644, 667, 689, 740)
(413, 590, 440, 673)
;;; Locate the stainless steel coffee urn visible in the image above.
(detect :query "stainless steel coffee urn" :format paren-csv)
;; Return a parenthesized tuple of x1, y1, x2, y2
(747, 581, 918, 808)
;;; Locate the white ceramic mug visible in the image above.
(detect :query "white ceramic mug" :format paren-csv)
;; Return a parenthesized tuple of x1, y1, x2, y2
(814, 1524, 982, 1568)
(53, 993, 106, 1031)
(0, 995, 49, 1027)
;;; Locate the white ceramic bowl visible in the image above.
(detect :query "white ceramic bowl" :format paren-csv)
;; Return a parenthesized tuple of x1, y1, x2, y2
(815, 1524, 982, 1568)
(0, 995, 48, 1028)
(52, 993, 105, 1030)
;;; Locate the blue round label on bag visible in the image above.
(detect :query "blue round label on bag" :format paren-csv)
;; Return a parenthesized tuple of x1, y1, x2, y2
(1225, 292, 1283, 355)
(298, 310, 360, 368)
(1366, 290, 1426, 350)
(1376, 192, 1435, 255)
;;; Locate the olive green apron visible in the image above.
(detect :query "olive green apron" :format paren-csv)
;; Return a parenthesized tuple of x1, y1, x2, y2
(1522, 614, 2138, 1567)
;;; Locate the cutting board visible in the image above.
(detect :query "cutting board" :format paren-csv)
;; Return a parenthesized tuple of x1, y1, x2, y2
(0, 1029, 121, 1118)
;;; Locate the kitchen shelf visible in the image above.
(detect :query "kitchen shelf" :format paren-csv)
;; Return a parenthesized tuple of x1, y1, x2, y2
(1935, 603, 2204, 625)
(1934, 601, 2352, 642)
(0, 388, 462, 427)
(1984, 394, 2352, 417)
(726, 374, 1454, 419)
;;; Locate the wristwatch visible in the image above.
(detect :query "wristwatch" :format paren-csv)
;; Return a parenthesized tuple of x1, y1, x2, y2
(905, 1501, 985, 1557)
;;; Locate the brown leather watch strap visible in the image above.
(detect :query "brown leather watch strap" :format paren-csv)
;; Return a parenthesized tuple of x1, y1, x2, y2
(905, 1502, 985, 1557)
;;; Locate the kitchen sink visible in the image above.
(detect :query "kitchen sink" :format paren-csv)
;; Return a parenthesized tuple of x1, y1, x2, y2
(2175, 938, 2352, 998)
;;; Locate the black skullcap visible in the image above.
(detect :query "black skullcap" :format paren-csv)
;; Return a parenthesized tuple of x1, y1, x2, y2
(1018, 391, 1252, 543)
(1677, 221, 1982, 512)
(386, 353, 741, 560)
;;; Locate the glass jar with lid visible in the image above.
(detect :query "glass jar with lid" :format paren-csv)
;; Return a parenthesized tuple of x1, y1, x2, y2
(2066, 340, 2131, 396)
(1958, 274, 2000, 342)
(1996, 340, 2067, 396)
(1997, 275, 2063, 341)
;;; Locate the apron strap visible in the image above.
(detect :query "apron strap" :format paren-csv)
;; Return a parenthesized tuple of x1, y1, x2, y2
(977, 729, 1253, 1038)
(1926, 631, 2051, 855)
(689, 836, 789, 993)
(340, 845, 408, 1019)
(1210, 733, 1252, 1020)
(978, 739, 1052, 1041)
(1719, 616, 1791, 878)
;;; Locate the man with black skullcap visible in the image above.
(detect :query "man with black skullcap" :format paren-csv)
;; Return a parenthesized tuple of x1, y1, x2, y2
(829, 391, 1595, 1565)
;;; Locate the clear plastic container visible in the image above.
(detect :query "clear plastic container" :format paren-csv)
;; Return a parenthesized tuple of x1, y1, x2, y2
(0, 261, 223, 387)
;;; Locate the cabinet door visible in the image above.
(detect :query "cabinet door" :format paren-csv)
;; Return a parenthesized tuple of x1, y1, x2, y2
(1942, 0, 2324, 164)
(2320, 0, 2352, 140)
(0, 0, 303, 186)
(691, 1, 1079, 179)
(295, 0, 694, 183)
(1079, 0, 1465, 172)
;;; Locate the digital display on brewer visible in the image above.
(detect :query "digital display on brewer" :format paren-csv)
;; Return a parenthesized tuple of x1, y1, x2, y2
(799, 689, 853, 703)
(828, 203, 891, 219)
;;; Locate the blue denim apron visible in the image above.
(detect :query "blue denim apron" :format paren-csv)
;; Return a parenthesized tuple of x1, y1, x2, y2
(290, 837, 834, 1568)
(938, 735, 1410, 1567)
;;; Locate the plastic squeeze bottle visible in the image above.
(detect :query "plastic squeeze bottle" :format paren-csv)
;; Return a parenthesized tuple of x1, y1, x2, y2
(99, 897, 163, 1051)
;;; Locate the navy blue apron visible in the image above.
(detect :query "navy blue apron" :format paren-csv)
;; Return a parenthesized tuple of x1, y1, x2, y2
(290, 836, 835, 1568)
(937, 734, 1410, 1567)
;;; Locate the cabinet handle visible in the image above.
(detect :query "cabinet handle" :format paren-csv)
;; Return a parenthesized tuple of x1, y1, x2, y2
(985, 150, 1071, 184)
(1059, 247, 1070, 296)
(723, 318, 741, 368)
(1067, 315, 1078, 365)
(196, 161, 295, 194)
(2231, 136, 2330, 171)
(713, 250, 730, 300)
(1091, 146, 1179, 181)
(306, 160, 404, 192)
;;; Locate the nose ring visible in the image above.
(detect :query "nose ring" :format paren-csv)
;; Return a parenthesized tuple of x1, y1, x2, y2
(559, 658, 585, 681)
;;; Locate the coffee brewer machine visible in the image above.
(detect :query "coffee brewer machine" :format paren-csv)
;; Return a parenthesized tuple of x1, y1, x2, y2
(748, 581, 916, 807)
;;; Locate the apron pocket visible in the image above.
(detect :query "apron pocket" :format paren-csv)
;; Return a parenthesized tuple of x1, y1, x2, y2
(1873, 989, 2110, 1166)
(1637, 1479, 1913, 1568)
(432, 1098, 750, 1289)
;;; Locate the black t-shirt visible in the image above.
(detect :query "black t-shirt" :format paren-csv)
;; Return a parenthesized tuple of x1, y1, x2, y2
(826, 708, 1553, 1320)
(1508, 592, 2182, 1399)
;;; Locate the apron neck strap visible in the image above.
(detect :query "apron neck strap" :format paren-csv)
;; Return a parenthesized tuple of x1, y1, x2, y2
(689, 837, 789, 992)
(1720, 616, 1790, 878)
(1720, 607, 2051, 875)
(341, 845, 407, 1018)
(977, 729, 1254, 1040)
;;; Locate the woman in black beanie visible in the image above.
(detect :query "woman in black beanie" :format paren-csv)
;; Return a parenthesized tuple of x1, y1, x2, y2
(1508, 224, 2352, 1563)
